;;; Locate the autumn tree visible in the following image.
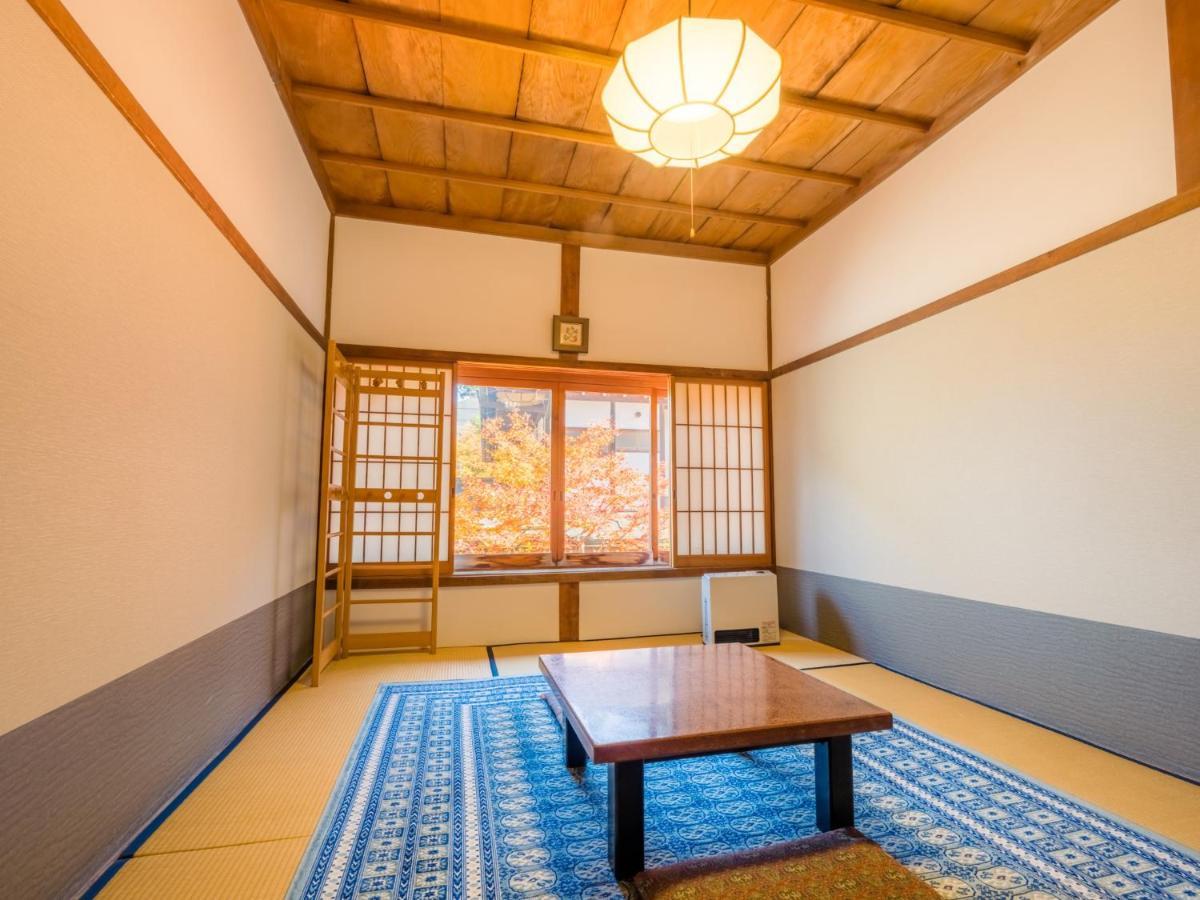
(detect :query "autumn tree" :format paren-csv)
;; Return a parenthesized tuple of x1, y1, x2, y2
(455, 410, 663, 556)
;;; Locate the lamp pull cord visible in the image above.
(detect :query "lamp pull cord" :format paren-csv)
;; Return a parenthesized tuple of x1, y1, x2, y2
(689, 168, 695, 238)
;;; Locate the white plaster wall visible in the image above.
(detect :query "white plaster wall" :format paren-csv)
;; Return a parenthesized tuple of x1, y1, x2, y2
(770, 0, 1176, 365)
(332, 220, 769, 370)
(579, 579, 703, 640)
(771, 208, 1200, 639)
(582, 249, 768, 371)
(63, 0, 331, 330)
(0, 1, 324, 735)
(332, 219, 562, 358)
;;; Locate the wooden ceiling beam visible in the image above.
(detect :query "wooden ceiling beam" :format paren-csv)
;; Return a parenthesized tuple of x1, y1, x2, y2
(336, 202, 769, 266)
(294, 84, 859, 188)
(320, 152, 806, 228)
(802, 0, 1031, 55)
(271, 0, 930, 132)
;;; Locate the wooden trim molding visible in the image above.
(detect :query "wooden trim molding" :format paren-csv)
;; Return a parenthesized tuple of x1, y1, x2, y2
(770, 188, 1200, 378)
(336, 202, 768, 266)
(273, 0, 929, 133)
(26, 0, 325, 347)
(340, 343, 770, 382)
(1166, 0, 1200, 192)
(768, 0, 1120, 264)
(346, 564, 771, 590)
(297, 85, 858, 190)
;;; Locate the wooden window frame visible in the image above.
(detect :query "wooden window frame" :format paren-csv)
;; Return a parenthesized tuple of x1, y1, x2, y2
(455, 363, 670, 572)
(670, 376, 773, 569)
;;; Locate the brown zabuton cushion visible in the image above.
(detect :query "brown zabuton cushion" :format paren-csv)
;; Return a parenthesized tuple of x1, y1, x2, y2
(631, 828, 938, 899)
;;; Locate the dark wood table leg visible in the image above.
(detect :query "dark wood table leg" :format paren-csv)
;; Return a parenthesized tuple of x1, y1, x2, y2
(564, 715, 586, 769)
(608, 760, 645, 880)
(815, 735, 854, 831)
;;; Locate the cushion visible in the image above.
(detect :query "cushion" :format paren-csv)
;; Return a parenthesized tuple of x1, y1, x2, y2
(631, 827, 938, 899)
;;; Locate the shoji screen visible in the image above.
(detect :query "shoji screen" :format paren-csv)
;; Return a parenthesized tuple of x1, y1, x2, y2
(672, 378, 771, 566)
(350, 362, 453, 573)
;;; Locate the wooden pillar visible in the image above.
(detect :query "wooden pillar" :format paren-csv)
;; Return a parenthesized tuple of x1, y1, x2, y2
(559, 581, 580, 642)
(560, 243, 581, 318)
(1166, 0, 1200, 191)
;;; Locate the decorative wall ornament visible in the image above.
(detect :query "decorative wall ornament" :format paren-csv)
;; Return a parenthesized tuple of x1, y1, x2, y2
(552, 315, 589, 353)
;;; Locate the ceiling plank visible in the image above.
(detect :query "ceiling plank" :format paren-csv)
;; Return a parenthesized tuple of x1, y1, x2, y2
(802, 0, 1030, 55)
(292, 84, 860, 188)
(337, 202, 769, 265)
(320, 152, 805, 227)
(440, 0, 530, 218)
(270, 0, 929, 132)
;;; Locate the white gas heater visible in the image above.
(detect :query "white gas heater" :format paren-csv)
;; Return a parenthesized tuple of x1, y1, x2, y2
(701, 570, 780, 646)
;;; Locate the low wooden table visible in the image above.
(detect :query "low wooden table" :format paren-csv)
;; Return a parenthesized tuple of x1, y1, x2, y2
(539, 642, 893, 881)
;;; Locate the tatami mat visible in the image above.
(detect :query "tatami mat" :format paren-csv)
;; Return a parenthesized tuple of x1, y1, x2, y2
(490, 631, 703, 676)
(98, 635, 1197, 899)
(134, 647, 490, 856)
(101, 837, 308, 900)
(490, 629, 863, 677)
(812, 664, 1200, 850)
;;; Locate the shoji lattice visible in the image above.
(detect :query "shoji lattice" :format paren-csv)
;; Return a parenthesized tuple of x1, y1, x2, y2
(347, 363, 452, 571)
(671, 379, 771, 566)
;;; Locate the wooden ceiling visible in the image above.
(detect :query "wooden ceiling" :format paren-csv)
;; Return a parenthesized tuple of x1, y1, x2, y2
(245, 0, 1110, 265)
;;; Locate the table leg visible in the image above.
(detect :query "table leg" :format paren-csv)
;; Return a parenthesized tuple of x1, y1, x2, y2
(608, 760, 645, 880)
(564, 716, 586, 769)
(815, 735, 854, 831)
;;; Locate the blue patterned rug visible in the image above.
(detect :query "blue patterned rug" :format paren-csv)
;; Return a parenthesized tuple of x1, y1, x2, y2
(288, 675, 1199, 899)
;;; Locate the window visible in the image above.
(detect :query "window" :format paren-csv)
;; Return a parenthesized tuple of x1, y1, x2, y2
(333, 359, 771, 575)
(455, 365, 670, 570)
(671, 378, 771, 566)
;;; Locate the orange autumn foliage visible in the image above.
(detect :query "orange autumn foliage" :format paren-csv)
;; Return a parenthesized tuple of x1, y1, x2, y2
(455, 411, 660, 555)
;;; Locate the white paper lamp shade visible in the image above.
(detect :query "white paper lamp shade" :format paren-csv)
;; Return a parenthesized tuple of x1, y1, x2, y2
(602, 17, 782, 169)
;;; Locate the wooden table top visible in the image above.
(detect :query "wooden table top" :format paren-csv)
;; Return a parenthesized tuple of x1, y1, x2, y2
(539, 643, 892, 764)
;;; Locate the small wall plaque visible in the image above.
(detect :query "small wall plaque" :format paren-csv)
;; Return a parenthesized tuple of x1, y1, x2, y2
(552, 315, 589, 353)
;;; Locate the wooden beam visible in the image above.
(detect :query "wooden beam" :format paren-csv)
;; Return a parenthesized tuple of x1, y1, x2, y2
(1166, 0, 1200, 192)
(780, 89, 928, 133)
(272, 0, 929, 132)
(320, 152, 806, 228)
(337, 202, 769, 266)
(339, 343, 770, 382)
(27, 0, 325, 347)
(770, 188, 1200, 378)
(802, 0, 1030, 55)
(296, 84, 858, 188)
(768, 0, 1119, 264)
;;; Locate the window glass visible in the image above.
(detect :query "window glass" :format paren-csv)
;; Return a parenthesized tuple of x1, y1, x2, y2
(564, 390, 653, 559)
(454, 385, 552, 556)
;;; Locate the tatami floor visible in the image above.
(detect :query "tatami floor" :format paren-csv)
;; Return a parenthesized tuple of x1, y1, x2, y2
(97, 631, 1200, 898)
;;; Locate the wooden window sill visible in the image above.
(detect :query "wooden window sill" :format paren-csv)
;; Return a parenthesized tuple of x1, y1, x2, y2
(344, 563, 773, 589)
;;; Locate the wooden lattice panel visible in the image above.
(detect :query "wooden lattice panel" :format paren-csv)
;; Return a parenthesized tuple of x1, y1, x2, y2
(672, 379, 770, 565)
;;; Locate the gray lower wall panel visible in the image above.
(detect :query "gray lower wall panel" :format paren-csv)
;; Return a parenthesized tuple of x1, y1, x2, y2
(0, 582, 314, 900)
(778, 567, 1200, 783)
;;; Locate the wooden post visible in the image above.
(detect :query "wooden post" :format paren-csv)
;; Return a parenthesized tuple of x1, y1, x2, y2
(1167, 0, 1200, 192)
(559, 581, 580, 642)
